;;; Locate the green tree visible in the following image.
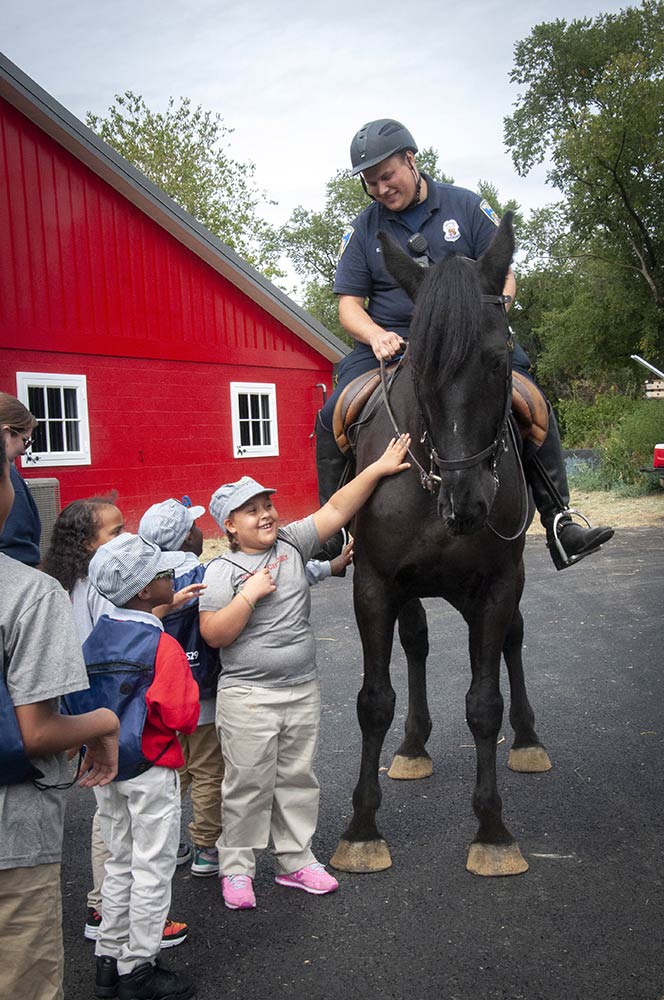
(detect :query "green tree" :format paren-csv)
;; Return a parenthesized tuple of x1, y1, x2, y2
(504, 2, 664, 357)
(86, 92, 281, 278)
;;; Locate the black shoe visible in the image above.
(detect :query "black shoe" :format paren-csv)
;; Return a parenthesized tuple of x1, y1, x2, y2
(547, 518, 615, 571)
(95, 956, 119, 998)
(117, 959, 195, 1000)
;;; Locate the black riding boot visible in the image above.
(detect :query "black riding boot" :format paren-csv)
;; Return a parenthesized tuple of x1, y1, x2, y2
(527, 407, 614, 571)
(314, 412, 350, 562)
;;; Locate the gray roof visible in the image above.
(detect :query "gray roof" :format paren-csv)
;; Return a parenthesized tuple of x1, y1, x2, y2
(0, 52, 348, 363)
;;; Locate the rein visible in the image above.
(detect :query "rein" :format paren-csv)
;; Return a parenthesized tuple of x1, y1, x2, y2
(378, 292, 528, 538)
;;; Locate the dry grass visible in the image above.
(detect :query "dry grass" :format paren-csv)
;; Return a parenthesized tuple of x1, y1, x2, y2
(526, 487, 664, 536)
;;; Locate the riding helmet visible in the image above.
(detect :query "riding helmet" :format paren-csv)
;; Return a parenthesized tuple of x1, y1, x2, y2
(350, 119, 418, 176)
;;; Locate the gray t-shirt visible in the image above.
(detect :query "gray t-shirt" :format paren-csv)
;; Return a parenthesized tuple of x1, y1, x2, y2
(0, 555, 89, 870)
(199, 516, 320, 689)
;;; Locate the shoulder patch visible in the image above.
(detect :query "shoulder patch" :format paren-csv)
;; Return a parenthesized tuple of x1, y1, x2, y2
(338, 226, 355, 260)
(480, 199, 501, 226)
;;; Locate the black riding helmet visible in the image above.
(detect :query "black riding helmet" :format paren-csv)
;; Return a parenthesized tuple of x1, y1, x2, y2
(350, 119, 418, 176)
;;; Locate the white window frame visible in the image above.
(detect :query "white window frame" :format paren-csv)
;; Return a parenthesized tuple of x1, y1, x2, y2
(16, 372, 91, 468)
(230, 382, 279, 458)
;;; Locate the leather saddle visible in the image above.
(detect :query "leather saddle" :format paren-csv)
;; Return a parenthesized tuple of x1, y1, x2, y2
(332, 364, 549, 455)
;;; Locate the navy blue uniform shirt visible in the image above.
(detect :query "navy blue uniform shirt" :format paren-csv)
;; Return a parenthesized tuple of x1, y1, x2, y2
(334, 174, 501, 342)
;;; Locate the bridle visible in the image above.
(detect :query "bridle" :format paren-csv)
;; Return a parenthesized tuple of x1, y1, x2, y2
(379, 292, 528, 539)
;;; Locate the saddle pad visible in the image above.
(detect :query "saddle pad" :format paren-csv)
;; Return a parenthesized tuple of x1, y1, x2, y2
(333, 366, 549, 454)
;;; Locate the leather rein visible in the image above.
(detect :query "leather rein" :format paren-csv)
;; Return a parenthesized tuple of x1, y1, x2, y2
(378, 293, 529, 540)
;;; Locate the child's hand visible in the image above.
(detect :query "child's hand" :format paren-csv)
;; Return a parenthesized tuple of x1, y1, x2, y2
(77, 729, 120, 787)
(242, 567, 276, 604)
(330, 538, 354, 576)
(171, 583, 207, 609)
(375, 434, 411, 477)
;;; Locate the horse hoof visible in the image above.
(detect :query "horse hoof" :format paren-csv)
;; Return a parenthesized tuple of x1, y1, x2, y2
(466, 841, 529, 876)
(508, 746, 552, 773)
(330, 838, 392, 873)
(388, 754, 433, 780)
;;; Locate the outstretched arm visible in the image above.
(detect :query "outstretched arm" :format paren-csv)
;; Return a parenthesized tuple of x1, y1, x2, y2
(313, 435, 411, 545)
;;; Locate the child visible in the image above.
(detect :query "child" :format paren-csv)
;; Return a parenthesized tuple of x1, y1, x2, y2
(199, 434, 410, 910)
(44, 497, 191, 948)
(80, 533, 200, 1000)
(0, 430, 120, 1000)
(139, 497, 223, 878)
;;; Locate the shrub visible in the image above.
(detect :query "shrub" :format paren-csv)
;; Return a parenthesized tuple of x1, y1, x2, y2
(599, 399, 664, 489)
(557, 390, 636, 449)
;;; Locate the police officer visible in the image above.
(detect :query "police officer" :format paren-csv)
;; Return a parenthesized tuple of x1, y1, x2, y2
(315, 118, 613, 570)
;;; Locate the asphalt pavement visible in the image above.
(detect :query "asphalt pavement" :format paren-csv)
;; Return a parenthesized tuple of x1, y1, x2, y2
(61, 526, 663, 1000)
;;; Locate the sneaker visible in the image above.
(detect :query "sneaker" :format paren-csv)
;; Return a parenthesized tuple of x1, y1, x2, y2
(95, 955, 119, 998)
(86, 912, 187, 949)
(176, 841, 191, 867)
(160, 918, 188, 949)
(275, 862, 339, 895)
(117, 958, 194, 1000)
(191, 846, 219, 878)
(221, 874, 256, 910)
(85, 906, 102, 940)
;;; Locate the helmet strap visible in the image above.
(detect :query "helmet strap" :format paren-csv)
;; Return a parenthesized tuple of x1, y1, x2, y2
(406, 157, 422, 207)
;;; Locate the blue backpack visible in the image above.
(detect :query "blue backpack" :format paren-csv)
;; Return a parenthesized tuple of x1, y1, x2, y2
(0, 672, 44, 786)
(163, 565, 220, 702)
(65, 616, 168, 781)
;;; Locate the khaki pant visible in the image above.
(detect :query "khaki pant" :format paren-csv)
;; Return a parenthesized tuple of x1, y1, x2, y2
(216, 679, 320, 877)
(178, 722, 224, 847)
(0, 862, 63, 1000)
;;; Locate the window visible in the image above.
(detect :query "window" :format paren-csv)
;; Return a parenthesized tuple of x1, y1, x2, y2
(16, 373, 91, 467)
(230, 383, 279, 458)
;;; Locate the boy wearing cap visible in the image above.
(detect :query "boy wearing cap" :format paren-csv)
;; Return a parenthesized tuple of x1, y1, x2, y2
(200, 435, 410, 910)
(139, 498, 223, 879)
(83, 533, 200, 1000)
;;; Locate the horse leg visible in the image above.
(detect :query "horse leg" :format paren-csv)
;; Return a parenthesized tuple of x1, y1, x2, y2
(464, 603, 528, 877)
(388, 598, 433, 780)
(503, 607, 552, 773)
(331, 582, 399, 873)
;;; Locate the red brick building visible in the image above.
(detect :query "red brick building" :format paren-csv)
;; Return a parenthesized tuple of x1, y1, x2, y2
(0, 53, 346, 536)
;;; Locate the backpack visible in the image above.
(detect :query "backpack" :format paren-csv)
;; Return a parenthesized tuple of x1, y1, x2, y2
(65, 616, 168, 781)
(0, 672, 44, 786)
(163, 565, 220, 702)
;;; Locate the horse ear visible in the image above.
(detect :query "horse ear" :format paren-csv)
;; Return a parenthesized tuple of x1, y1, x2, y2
(478, 211, 514, 294)
(377, 231, 426, 301)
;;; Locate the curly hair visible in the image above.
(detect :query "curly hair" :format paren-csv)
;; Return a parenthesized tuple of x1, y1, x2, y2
(43, 494, 119, 593)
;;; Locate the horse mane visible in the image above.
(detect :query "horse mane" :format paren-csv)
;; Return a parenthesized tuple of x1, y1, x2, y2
(408, 255, 483, 390)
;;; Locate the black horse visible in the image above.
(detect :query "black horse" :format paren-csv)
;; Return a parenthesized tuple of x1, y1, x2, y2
(330, 213, 551, 877)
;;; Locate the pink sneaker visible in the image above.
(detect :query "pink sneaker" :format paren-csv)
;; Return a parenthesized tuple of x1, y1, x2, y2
(221, 874, 256, 910)
(275, 862, 339, 895)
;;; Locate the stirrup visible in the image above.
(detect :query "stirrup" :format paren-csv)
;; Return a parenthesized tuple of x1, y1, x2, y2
(550, 508, 595, 569)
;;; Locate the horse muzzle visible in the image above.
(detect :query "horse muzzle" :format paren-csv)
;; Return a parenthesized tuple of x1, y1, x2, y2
(436, 472, 496, 535)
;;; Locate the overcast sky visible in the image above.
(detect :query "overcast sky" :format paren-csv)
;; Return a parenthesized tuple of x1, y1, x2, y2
(2, 0, 628, 230)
